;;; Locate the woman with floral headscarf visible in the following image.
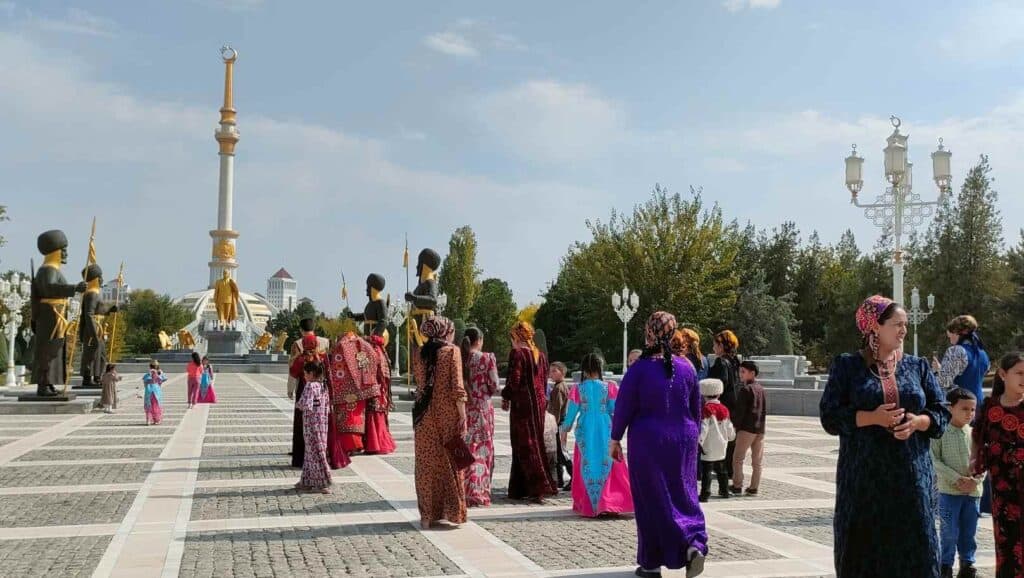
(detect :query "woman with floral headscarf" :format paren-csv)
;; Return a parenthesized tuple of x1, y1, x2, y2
(502, 320, 557, 502)
(819, 295, 950, 578)
(611, 311, 708, 578)
(411, 315, 468, 528)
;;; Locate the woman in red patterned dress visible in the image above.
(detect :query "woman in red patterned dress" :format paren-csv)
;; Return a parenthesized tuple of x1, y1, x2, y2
(461, 327, 499, 506)
(972, 351, 1024, 578)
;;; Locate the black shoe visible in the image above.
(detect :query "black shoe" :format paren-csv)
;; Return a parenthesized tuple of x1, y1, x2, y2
(728, 485, 743, 494)
(940, 565, 953, 578)
(562, 481, 572, 491)
(718, 492, 731, 499)
(635, 567, 662, 578)
(36, 384, 57, 397)
(698, 493, 709, 503)
(745, 488, 758, 496)
(686, 548, 705, 578)
(957, 563, 976, 578)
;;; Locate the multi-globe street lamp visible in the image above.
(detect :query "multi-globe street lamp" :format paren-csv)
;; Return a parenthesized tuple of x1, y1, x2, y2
(385, 297, 409, 378)
(0, 274, 31, 387)
(907, 286, 935, 357)
(611, 287, 639, 374)
(844, 116, 953, 304)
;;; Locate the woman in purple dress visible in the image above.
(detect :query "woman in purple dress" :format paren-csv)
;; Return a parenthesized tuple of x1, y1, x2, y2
(611, 311, 707, 578)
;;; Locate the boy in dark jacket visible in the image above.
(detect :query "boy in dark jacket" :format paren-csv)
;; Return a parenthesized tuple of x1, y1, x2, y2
(730, 360, 766, 496)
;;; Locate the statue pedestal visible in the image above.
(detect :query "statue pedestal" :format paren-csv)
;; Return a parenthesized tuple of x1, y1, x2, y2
(205, 330, 248, 355)
(18, 393, 77, 402)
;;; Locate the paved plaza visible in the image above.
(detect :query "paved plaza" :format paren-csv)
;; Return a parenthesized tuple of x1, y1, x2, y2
(0, 374, 998, 577)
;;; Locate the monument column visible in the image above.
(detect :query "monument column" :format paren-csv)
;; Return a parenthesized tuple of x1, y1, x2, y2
(209, 45, 240, 288)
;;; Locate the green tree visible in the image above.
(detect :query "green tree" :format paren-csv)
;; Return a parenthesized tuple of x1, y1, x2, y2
(535, 185, 743, 362)
(469, 278, 517, 362)
(758, 221, 800, 298)
(913, 155, 1014, 353)
(0, 205, 8, 247)
(728, 270, 799, 356)
(122, 290, 194, 355)
(438, 226, 481, 322)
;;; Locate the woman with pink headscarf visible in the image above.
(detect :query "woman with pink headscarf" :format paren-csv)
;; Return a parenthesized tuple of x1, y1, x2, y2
(819, 295, 950, 578)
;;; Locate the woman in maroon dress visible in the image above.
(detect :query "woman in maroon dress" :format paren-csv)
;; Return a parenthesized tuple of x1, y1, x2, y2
(502, 321, 557, 502)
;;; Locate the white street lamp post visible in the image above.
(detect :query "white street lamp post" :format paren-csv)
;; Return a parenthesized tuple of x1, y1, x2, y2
(907, 286, 935, 357)
(0, 273, 31, 387)
(611, 287, 640, 374)
(385, 297, 409, 378)
(844, 116, 952, 304)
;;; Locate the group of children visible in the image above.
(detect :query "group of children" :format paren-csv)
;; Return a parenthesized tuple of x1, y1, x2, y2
(933, 351, 1024, 578)
(697, 360, 767, 502)
(96, 354, 218, 426)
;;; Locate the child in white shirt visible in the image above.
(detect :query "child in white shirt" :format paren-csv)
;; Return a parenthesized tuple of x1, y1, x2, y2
(699, 378, 736, 502)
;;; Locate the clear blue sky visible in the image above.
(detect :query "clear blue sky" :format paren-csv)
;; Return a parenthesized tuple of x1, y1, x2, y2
(2, 1, 1023, 312)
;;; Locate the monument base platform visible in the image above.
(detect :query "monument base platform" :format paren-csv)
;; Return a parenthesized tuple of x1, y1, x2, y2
(205, 330, 248, 355)
(0, 390, 93, 414)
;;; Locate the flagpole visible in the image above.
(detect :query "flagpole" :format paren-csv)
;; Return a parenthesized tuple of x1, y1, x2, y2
(66, 217, 97, 391)
(107, 262, 124, 363)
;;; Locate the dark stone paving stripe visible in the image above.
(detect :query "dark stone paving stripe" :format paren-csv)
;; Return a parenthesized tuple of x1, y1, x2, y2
(0, 490, 137, 527)
(0, 463, 153, 487)
(178, 524, 460, 577)
(189, 483, 392, 520)
(44, 437, 171, 447)
(15, 448, 163, 462)
(196, 458, 354, 481)
(0, 535, 113, 577)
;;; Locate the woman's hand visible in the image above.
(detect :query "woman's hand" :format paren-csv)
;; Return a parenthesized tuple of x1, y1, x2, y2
(501, 400, 510, 412)
(860, 403, 904, 428)
(609, 440, 624, 462)
(892, 412, 930, 440)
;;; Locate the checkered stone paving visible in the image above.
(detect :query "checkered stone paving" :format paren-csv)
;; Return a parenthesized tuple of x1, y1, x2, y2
(0, 373, 996, 577)
(178, 524, 461, 578)
(0, 536, 113, 577)
(190, 483, 392, 520)
(0, 490, 136, 527)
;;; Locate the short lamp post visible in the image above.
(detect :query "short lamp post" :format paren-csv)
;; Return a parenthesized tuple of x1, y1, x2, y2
(0, 274, 31, 387)
(844, 116, 952, 304)
(385, 297, 409, 378)
(611, 287, 640, 374)
(907, 287, 935, 357)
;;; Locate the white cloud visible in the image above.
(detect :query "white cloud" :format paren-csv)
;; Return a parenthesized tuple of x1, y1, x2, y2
(4, 6, 118, 37)
(424, 19, 526, 59)
(942, 2, 1024, 64)
(476, 80, 623, 163)
(424, 31, 479, 59)
(722, 0, 781, 13)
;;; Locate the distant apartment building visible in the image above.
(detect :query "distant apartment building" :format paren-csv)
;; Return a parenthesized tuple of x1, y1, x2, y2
(267, 268, 298, 311)
(101, 279, 132, 305)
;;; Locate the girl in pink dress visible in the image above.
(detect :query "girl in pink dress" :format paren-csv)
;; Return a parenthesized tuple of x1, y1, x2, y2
(461, 327, 499, 506)
(561, 352, 634, 517)
(296, 361, 333, 493)
(197, 356, 217, 404)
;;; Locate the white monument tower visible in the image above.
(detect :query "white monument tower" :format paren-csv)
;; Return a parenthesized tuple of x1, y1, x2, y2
(209, 45, 240, 288)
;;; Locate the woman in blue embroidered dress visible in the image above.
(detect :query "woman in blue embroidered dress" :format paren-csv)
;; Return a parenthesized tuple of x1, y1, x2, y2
(560, 352, 633, 517)
(820, 295, 950, 578)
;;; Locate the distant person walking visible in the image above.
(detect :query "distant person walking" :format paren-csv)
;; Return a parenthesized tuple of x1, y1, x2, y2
(708, 330, 741, 477)
(730, 360, 766, 496)
(197, 356, 217, 404)
(612, 311, 707, 577)
(461, 327, 499, 507)
(186, 352, 203, 409)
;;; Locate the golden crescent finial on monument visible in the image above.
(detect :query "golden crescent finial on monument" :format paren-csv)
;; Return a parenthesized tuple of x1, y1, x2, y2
(221, 45, 238, 63)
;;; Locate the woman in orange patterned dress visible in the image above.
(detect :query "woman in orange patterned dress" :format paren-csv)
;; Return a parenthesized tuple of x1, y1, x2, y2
(411, 315, 469, 528)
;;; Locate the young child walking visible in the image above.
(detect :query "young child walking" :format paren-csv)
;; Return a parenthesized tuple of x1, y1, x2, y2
(972, 352, 1024, 578)
(547, 361, 572, 490)
(699, 378, 736, 502)
(100, 363, 121, 414)
(731, 360, 767, 496)
(186, 352, 203, 409)
(198, 356, 217, 404)
(933, 388, 982, 578)
(560, 353, 632, 517)
(142, 361, 167, 425)
(295, 361, 334, 494)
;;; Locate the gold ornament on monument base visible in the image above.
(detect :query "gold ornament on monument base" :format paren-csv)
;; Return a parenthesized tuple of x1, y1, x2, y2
(213, 239, 236, 260)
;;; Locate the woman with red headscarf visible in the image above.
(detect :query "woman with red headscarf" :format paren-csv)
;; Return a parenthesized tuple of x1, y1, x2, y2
(502, 321, 557, 502)
(819, 295, 949, 578)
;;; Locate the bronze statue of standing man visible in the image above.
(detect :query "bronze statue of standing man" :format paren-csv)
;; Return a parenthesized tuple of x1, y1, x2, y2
(31, 230, 87, 397)
(79, 264, 117, 387)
